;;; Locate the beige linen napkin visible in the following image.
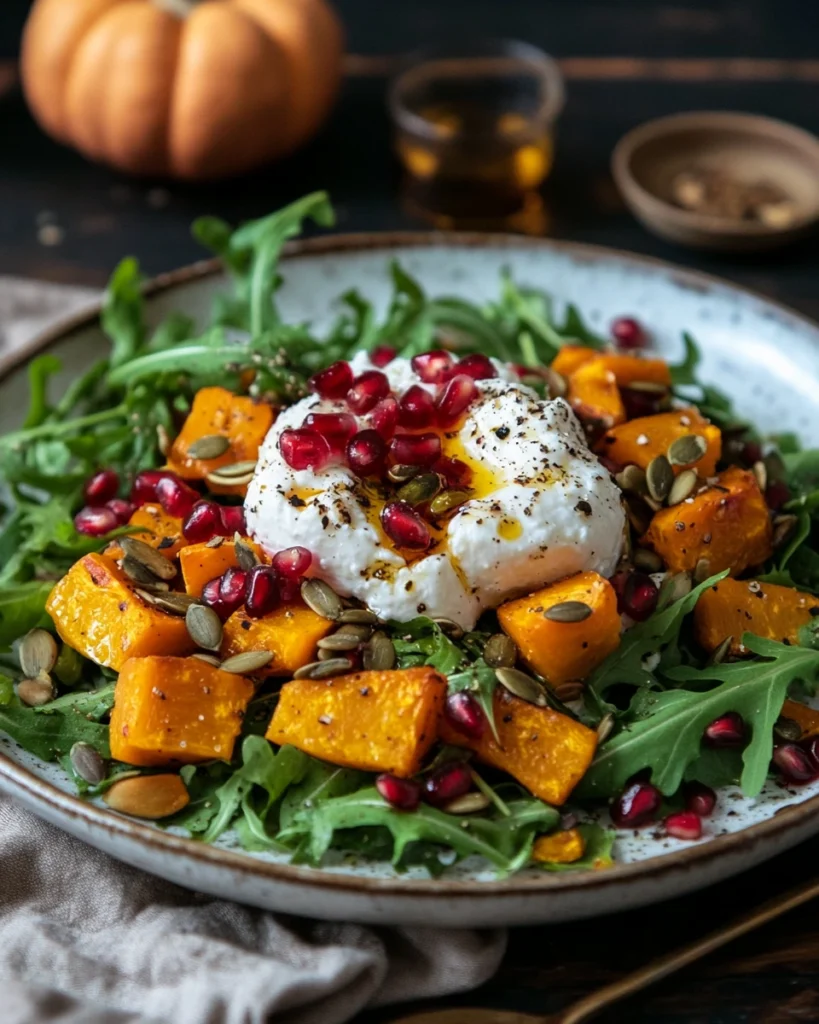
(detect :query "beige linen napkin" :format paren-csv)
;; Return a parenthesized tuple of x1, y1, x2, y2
(0, 277, 507, 1024)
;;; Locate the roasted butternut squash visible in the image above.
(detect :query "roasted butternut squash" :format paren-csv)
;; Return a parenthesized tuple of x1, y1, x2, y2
(110, 655, 254, 767)
(46, 553, 194, 670)
(694, 577, 817, 656)
(498, 571, 621, 685)
(106, 503, 185, 561)
(644, 467, 773, 576)
(440, 688, 597, 805)
(180, 538, 264, 597)
(597, 407, 721, 477)
(553, 346, 672, 388)
(552, 345, 598, 379)
(567, 361, 626, 428)
(781, 699, 819, 740)
(167, 387, 274, 495)
(221, 601, 334, 677)
(266, 667, 447, 776)
(532, 828, 586, 864)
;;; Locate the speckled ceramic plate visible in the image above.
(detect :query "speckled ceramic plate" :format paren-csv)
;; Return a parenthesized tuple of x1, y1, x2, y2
(2, 234, 819, 927)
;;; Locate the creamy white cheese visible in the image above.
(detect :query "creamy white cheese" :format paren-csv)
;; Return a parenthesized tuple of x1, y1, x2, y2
(245, 353, 625, 629)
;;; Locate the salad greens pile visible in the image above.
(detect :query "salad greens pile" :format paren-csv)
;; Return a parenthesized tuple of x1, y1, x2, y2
(2, 190, 819, 876)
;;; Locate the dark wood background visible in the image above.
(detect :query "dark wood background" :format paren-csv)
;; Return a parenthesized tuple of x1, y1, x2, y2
(3, 2, 819, 1021)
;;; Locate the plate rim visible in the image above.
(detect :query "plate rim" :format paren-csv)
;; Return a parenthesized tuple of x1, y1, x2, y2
(4, 229, 819, 899)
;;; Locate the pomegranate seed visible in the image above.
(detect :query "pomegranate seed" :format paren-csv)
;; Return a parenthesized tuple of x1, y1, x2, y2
(105, 498, 134, 525)
(279, 577, 302, 603)
(272, 546, 312, 578)
(309, 360, 354, 400)
(444, 692, 485, 740)
(704, 712, 745, 748)
(371, 345, 397, 368)
(347, 429, 387, 477)
(665, 810, 702, 841)
(219, 505, 246, 536)
(773, 743, 816, 783)
(766, 480, 790, 510)
(84, 469, 119, 505)
(742, 440, 763, 466)
(279, 428, 332, 471)
(182, 501, 222, 544)
(611, 316, 646, 350)
(389, 433, 442, 467)
(155, 475, 199, 518)
(304, 412, 357, 456)
(683, 781, 717, 818)
(456, 354, 497, 380)
(131, 469, 170, 506)
(381, 501, 432, 550)
(74, 506, 119, 537)
(376, 773, 421, 811)
(219, 566, 249, 615)
(621, 388, 662, 421)
(436, 374, 479, 427)
(201, 576, 229, 619)
(610, 780, 661, 828)
(346, 370, 390, 414)
(804, 737, 819, 767)
(399, 385, 436, 429)
(612, 571, 659, 622)
(423, 762, 473, 807)
(433, 456, 473, 489)
(412, 350, 454, 385)
(245, 564, 280, 618)
(369, 396, 399, 440)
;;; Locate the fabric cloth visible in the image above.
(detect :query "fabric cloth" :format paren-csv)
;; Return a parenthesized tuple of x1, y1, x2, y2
(0, 277, 507, 1024)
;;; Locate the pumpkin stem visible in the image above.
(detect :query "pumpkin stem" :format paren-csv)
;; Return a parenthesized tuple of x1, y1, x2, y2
(151, 0, 199, 17)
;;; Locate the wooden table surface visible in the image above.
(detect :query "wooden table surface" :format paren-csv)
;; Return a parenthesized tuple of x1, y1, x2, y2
(2, 2, 819, 1020)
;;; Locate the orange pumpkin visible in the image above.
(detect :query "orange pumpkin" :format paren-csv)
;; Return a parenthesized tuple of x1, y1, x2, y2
(21, 0, 344, 180)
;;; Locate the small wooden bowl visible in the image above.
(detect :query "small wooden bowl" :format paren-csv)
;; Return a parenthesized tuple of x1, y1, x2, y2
(612, 111, 819, 251)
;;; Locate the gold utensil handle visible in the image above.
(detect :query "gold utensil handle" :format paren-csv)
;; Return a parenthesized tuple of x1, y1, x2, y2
(559, 872, 819, 1024)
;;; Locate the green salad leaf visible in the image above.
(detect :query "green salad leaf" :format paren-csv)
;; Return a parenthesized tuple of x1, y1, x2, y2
(537, 823, 615, 873)
(0, 685, 114, 762)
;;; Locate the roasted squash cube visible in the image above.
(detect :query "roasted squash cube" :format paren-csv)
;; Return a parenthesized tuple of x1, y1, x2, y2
(552, 346, 671, 388)
(567, 361, 626, 429)
(532, 828, 586, 864)
(781, 699, 819, 740)
(498, 571, 621, 685)
(694, 576, 817, 656)
(220, 601, 334, 677)
(106, 503, 185, 561)
(597, 407, 720, 477)
(167, 386, 274, 495)
(46, 553, 194, 670)
(110, 655, 254, 766)
(440, 688, 597, 805)
(645, 467, 772, 576)
(180, 538, 264, 597)
(266, 667, 446, 776)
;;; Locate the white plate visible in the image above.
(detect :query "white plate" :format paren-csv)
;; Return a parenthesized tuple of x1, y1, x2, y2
(2, 233, 819, 927)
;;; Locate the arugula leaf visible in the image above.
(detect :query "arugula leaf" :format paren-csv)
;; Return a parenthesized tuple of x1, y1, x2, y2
(537, 823, 615, 872)
(0, 581, 53, 648)
(579, 635, 819, 799)
(23, 355, 62, 429)
(279, 757, 368, 832)
(555, 304, 607, 350)
(102, 257, 146, 368)
(389, 616, 466, 674)
(0, 686, 113, 761)
(669, 332, 701, 387)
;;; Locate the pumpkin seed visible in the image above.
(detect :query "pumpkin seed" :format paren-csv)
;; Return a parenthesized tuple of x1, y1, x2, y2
(121, 536, 177, 581)
(317, 648, 338, 661)
(544, 368, 567, 399)
(136, 589, 200, 616)
(397, 472, 441, 506)
(70, 741, 107, 785)
(206, 467, 255, 488)
(211, 459, 258, 479)
(429, 490, 470, 516)
(775, 715, 802, 742)
(521, 373, 547, 392)
(707, 635, 733, 666)
(433, 617, 465, 639)
(627, 380, 668, 395)
(442, 791, 491, 815)
(544, 601, 593, 623)
(206, 535, 224, 549)
(293, 657, 353, 680)
(773, 514, 799, 549)
(19, 629, 58, 679)
(657, 571, 692, 610)
(667, 469, 698, 506)
(17, 677, 55, 707)
(633, 548, 663, 573)
(387, 464, 421, 484)
(53, 643, 83, 686)
(553, 681, 585, 702)
(220, 650, 274, 674)
(300, 579, 343, 620)
(484, 634, 518, 669)
(624, 493, 652, 535)
(186, 604, 223, 651)
(667, 433, 708, 467)
(693, 557, 712, 584)
(615, 464, 647, 496)
(191, 652, 222, 668)
(317, 632, 364, 652)
(363, 631, 396, 671)
(187, 434, 231, 460)
(103, 774, 189, 819)
(156, 424, 171, 457)
(495, 667, 548, 706)
(234, 537, 260, 570)
(752, 460, 768, 493)
(123, 556, 164, 586)
(646, 455, 673, 503)
(596, 713, 614, 744)
(338, 608, 379, 626)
